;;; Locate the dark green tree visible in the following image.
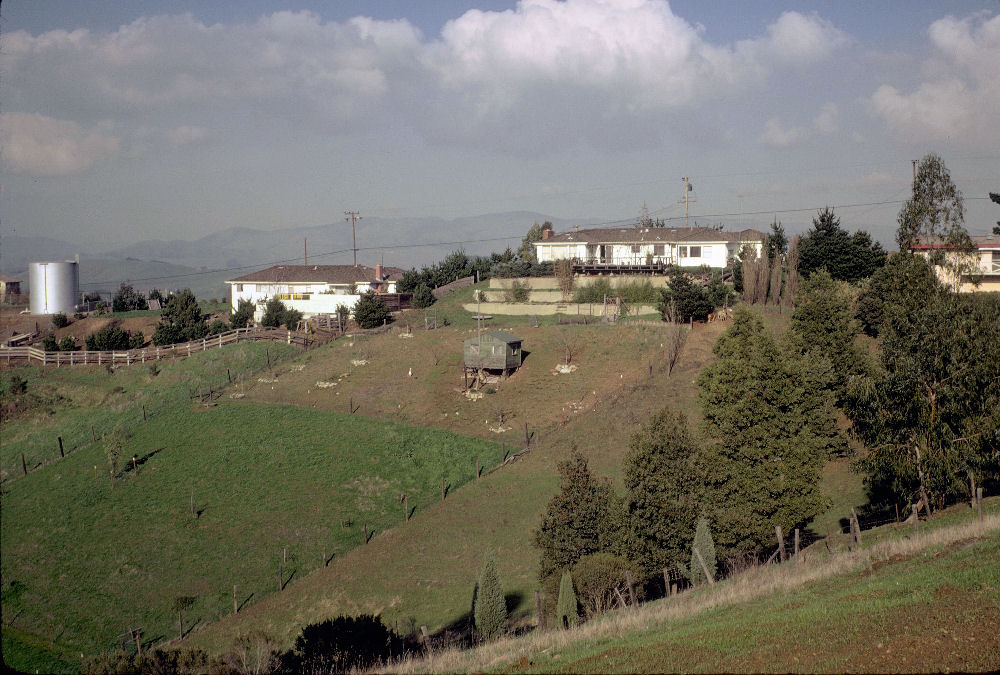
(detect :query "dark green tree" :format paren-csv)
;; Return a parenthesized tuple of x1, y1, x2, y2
(533, 448, 616, 582)
(845, 290, 1000, 511)
(697, 308, 841, 556)
(112, 283, 148, 312)
(688, 515, 717, 586)
(555, 571, 579, 629)
(571, 552, 639, 619)
(473, 553, 507, 642)
(619, 408, 702, 577)
(58, 336, 77, 352)
(411, 284, 435, 309)
(764, 219, 788, 260)
(283, 307, 303, 330)
(207, 318, 228, 335)
(229, 299, 255, 329)
(798, 207, 886, 282)
(148, 288, 164, 302)
(41, 334, 58, 351)
(152, 290, 207, 345)
(517, 221, 553, 262)
(855, 252, 941, 338)
(658, 270, 714, 323)
(787, 269, 866, 400)
(353, 291, 391, 329)
(51, 312, 69, 328)
(260, 298, 287, 328)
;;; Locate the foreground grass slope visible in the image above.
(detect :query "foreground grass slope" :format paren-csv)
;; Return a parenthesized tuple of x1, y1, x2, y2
(2, 361, 500, 666)
(393, 504, 1000, 674)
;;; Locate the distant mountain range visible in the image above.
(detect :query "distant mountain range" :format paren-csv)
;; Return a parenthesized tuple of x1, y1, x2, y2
(0, 212, 591, 300)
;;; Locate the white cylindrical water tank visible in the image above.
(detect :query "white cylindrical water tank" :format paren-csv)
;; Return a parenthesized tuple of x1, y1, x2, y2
(29, 261, 80, 315)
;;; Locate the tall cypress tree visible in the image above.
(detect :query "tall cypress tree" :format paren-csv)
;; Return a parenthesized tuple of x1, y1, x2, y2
(688, 516, 717, 585)
(555, 572, 579, 630)
(697, 308, 841, 556)
(619, 408, 702, 577)
(473, 553, 507, 642)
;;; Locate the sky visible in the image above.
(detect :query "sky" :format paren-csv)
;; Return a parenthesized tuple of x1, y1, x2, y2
(2, 0, 999, 259)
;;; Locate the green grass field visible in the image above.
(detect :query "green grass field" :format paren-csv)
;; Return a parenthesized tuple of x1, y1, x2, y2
(1, 346, 501, 668)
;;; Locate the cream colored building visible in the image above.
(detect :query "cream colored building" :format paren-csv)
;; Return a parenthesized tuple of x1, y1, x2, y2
(909, 234, 1000, 293)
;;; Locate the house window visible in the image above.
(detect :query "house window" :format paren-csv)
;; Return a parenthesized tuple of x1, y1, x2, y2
(235, 284, 243, 292)
(679, 246, 688, 258)
(993, 251, 1000, 272)
(653, 244, 665, 256)
(689, 246, 701, 258)
(631, 244, 641, 253)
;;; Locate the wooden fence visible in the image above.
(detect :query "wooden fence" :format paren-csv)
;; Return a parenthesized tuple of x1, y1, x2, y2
(0, 327, 328, 367)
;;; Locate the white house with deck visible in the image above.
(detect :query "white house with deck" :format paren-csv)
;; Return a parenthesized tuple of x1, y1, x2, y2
(908, 234, 1000, 293)
(226, 264, 404, 321)
(534, 226, 765, 270)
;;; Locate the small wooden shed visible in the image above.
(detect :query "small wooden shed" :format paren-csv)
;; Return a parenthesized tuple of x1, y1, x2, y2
(464, 331, 523, 373)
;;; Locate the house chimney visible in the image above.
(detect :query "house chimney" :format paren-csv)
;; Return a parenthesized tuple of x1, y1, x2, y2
(542, 228, 552, 240)
(375, 263, 383, 281)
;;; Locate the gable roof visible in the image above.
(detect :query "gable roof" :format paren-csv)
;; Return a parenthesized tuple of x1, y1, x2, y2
(535, 226, 765, 245)
(466, 331, 521, 344)
(0, 274, 22, 283)
(227, 265, 405, 284)
(909, 234, 1000, 251)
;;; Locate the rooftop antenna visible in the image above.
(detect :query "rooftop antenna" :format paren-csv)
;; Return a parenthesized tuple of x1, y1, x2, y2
(679, 178, 696, 228)
(345, 210, 362, 266)
(304, 238, 307, 265)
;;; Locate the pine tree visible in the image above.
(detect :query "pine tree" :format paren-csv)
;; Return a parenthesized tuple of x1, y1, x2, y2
(353, 291, 391, 329)
(688, 516, 717, 585)
(697, 308, 840, 556)
(619, 408, 701, 577)
(473, 553, 507, 642)
(555, 572, 578, 629)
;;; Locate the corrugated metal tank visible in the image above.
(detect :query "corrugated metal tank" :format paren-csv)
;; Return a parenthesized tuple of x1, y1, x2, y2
(29, 261, 80, 315)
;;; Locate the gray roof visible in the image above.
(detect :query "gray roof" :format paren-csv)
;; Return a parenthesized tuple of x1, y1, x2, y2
(466, 331, 521, 344)
(227, 264, 405, 284)
(537, 226, 765, 245)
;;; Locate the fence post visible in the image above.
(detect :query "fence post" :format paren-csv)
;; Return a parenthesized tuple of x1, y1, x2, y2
(851, 508, 862, 548)
(794, 528, 800, 561)
(58, 436, 65, 458)
(978, 488, 984, 522)
(21, 453, 27, 476)
(233, 585, 238, 615)
(625, 570, 638, 605)
(775, 525, 786, 562)
(441, 475, 445, 502)
(912, 503, 919, 537)
(694, 548, 715, 584)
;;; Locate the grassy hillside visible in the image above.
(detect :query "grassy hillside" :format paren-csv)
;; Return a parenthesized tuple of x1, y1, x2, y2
(1, 344, 502, 669)
(392, 504, 1000, 673)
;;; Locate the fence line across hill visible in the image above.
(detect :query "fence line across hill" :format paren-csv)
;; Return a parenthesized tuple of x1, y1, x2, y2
(0, 327, 335, 367)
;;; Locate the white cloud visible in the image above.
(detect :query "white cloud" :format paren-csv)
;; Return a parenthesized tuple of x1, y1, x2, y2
(813, 103, 838, 134)
(166, 125, 211, 147)
(0, 113, 119, 175)
(759, 118, 807, 147)
(870, 12, 1000, 144)
(2, 2, 848, 155)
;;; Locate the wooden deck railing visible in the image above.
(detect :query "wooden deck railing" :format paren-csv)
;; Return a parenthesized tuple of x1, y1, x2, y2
(0, 327, 329, 366)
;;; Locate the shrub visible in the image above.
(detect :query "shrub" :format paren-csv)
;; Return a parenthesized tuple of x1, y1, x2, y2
(504, 279, 530, 303)
(41, 334, 59, 352)
(354, 291, 391, 329)
(473, 553, 507, 642)
(86, 322, 143, 350)
(51, 312, 69, 328)
(658, 270, 714, 322)
(287, 615, 400, 673)
(556, 571, 579, 628)
(229, 299, 255, 329)
(152, 289, 207, 345)
(411, 284, 435, 308)
(572, 552, 637, 618)
(59, 336, 77, 352)
(283, 308, 303, 330)
(260, 298, 287, 328)
(207, 318, 228, 335)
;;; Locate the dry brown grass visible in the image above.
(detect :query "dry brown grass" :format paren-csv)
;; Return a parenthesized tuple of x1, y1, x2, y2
(384, 511, 1000, 673)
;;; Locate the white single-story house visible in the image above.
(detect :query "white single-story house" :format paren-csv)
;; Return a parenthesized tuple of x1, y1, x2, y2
(909, 234, 1000, 293)
(226, 264, 405, 320)
(534, 226, 766, 269)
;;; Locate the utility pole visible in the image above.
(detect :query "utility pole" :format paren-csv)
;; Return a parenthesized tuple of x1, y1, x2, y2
(345, 211, 362, 267)
(304, 238, 307, 265)
(912, 159, 917, 185)
(679, 177, 696, 228)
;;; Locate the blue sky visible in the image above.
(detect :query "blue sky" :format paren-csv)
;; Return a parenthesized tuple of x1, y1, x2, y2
(2, 0, 998, 257)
